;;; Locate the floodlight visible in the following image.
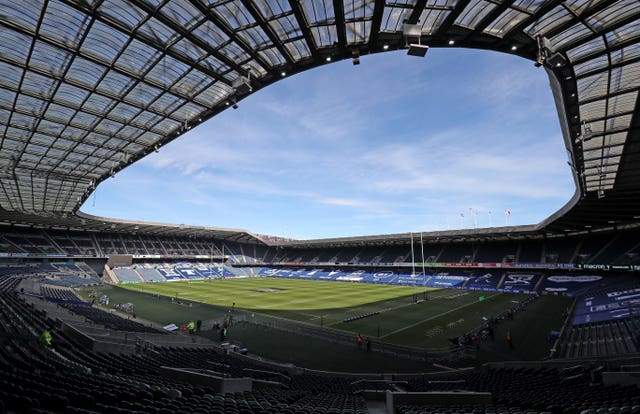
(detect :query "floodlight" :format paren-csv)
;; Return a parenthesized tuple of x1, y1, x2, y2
(407, 44, 429, 57)
(547, 52, 567, 67)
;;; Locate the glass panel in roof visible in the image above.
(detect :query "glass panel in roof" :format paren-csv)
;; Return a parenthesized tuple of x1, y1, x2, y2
(22, 70, 59, 100)
(115, 39, 162, 76)
(160, 0, 203, 30)
(194, 83, 233, 106)
(1, 137, 25, 152)
(98, 0, 147, 30)
(96, 70, 136, 98)
(12, 113, 36, 130)
(512, 0, 543, 13)
(172, 68, 211, 98)
(95, 118, 125, 136)
(192, 20, 229, 49)
(577, 71, 608, 101)
(269, 15, 302, 40)
(564, 0, 604, 15)
(149, 92, 185, 116)
(484, 8, 529, 37)
(146, 55, 190, 87)
(219, 42, 252, 62)
(284, 39, 312, 61)
(171, 102, 205, 121)
(70, 111, 100, 130)
(0, 0, 44, 32)
(81, 20, 130, 65)
(573, 54, 609, 77)
(419, 9, 449, 35)
(579, 100, 605, 120)
(15, 95, 46, 117)
(131, 111, 163, 129)
(117, 125, 145, 140)
(137, 17, 180, 45)
(54, 83, 89, 108)
(607, 91, 637, 115)
(310, 25, 337, 47)
(151, 118, 181, 134)
(26, 142, 49, 155)
(82, 93, 117, 116)
(171, 38, 209, 61)
(29, 40, 73, 78)
(610, 61, 640, 94)
(108, 102, 141, 123)
(610, 45, 640, 65)
(126, 83, 163, 107)
(0, 27, 31, 65)
(82, 132, 109, 147)
(258, 47, 287, 66)
(0, 62, 22, 89)
(65, 58, 108, 89)
(253, 0, 293, 18)
(588, 0, 639, 30)
(214, 0, 255, 29)
(62, 126, 88, 141)
(302, 0, 336, 24)
(245, 60, 269, 77)
(201, 55, 233, 76)
(38, 120, 65, 137)
(525, 6, 572, 37)
(550, 23, 593, 51)
(344, 0, 375, 20)
(134, 132, 163, 147)
(606, 114, 633, 132)
(566, 36, 605, 62)
(104, 136, 129, 150)
(346, 20, 371, 44)
(45, 103, 75, 124)
(237, 26, 272, 49)
(606, 19, 640, 45)
(455, 0, 497, 30)
(50, 137, 74, 150)
(381, 6, 411, 32)
(39, 0, 90, 49)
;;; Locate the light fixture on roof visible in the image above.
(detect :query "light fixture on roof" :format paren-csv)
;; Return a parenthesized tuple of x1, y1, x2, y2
(403, 23, 429, 57)
(383, 44, 389, 50)
(511, 45, 517, 51)
(280, 71, 286, 77)
(154, 144, 160, 153)
(325, 56, 332, 62)
(352, 48, 360, 66)
(534, 36, 567, 68)
(448, 40, 455, 45)
(232, 68, 253, 95)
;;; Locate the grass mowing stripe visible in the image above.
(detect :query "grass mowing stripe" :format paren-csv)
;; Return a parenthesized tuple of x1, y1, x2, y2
(379, 292, 503, 339)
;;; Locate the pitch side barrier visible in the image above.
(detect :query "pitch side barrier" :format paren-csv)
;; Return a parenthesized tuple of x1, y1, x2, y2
(202, 309, 476, 364)
(250, 261, 640, 272)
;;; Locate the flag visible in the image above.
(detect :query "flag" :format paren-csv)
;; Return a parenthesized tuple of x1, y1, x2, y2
(505, 210, 511, 215)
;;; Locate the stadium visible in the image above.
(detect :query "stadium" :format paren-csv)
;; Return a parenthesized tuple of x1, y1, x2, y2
(1, 0, 640, 413)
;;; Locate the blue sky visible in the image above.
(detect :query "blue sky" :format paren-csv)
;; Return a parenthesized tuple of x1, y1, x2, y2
(81, 48, 576, 240)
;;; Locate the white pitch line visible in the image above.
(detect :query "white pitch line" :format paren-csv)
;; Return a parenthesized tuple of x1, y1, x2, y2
(380, 293, 502, 339)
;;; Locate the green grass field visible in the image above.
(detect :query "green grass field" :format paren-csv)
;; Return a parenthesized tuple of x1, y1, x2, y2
(119, 278, 528, 347)
(81, 277, 571, 371)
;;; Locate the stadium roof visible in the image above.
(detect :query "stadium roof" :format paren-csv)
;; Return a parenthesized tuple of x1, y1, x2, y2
(0, 0, 639, 239)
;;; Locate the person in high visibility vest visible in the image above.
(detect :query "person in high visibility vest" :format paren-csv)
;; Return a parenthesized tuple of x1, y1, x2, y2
(41, 329, 52, 347)
(187, 321, 195, 334)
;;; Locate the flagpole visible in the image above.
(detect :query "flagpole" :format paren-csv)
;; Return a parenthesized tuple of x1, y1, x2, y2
(420, 232, 427, 300)
(410, 232, 415, 276)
